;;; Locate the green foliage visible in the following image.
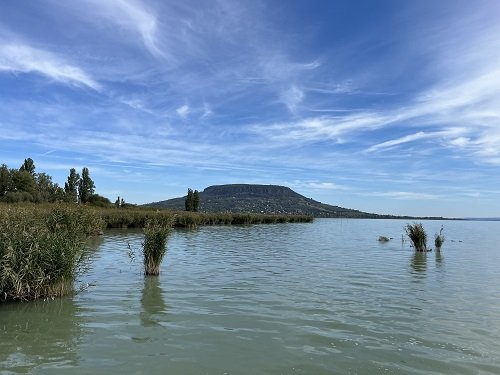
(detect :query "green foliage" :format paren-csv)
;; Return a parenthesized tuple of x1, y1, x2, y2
(0, 164, 9, 197)
(185, 188, 194, 211)
(88, 194, 112, 208)
(193, 190, 200, 212)
(405, 222, 428, 252)
(11, 169, 37, 198)
(1, 160, 72, 204)
(142, 216, 174, 275)
(64, 168, 80, 203)
(184, 188, 200, 212)
(78, 167, 95, 204)
(19, 158, 36, 176)
(0, 205, 103, 302)
(36, 173, 65, 203)
(435, 226, 445, 251)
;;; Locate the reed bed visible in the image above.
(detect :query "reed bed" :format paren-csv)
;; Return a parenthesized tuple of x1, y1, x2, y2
(98, 207, 313, 228)
(0, 205, 103, 302)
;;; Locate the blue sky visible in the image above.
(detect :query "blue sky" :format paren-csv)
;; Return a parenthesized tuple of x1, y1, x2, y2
(1, 0, 500, 217)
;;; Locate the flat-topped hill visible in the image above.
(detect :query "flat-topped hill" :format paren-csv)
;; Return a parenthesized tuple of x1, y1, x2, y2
(146, 184, 389, 218)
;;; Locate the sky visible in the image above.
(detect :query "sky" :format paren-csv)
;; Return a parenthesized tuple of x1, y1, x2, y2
(1, 0, 500, 218)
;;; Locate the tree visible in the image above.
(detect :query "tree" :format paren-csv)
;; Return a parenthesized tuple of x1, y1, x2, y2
(88, 194, 111, 207)
(36, 172, 55, 203)
(64, 168, 80, 203)
(11, 169, 37, 199)
(0, 164, 10, 197)
(78, 167, 95, 204)
(19, 158, 36, 176)
(193, 190, 200, 212)
(185, 188, 194, 211)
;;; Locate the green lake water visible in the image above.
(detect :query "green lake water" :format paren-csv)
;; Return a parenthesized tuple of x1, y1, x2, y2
(1, 219, 500, 374)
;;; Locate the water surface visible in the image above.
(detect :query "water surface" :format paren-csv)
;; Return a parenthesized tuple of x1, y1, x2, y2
(1, 219, 500, 374)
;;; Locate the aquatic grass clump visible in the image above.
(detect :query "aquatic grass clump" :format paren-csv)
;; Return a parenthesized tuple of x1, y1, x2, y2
(143, 216, 174, 275)
(435, 226, 445, 251)
(405, 222, 428, 252)
(0, 205, 103, 302)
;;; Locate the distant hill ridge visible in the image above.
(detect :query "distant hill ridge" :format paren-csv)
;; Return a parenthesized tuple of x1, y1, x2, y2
(146, 184, 398, 218)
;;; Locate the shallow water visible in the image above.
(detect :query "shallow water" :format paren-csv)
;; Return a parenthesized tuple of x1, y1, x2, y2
(1, 219, 500, 374)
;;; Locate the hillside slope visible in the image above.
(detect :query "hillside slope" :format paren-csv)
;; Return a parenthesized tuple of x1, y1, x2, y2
(146, 184, 386, 218)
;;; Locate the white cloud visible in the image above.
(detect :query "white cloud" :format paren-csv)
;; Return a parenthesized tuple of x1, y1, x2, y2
(307, 182, 345, 190)
(0, 43, 100, 90)
(367, 191, 440, 200)
(176, 104, 190, 118)
(367, 132, 429, 152)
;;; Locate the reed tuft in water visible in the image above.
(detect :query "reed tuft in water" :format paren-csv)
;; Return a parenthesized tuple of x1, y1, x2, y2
(405, 222, 428, 252)
(435, 226, 445, 251)
(142, 216, 174, 275)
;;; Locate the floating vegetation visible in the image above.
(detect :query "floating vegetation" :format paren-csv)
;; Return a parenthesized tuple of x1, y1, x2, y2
(405, 222, 428, 252)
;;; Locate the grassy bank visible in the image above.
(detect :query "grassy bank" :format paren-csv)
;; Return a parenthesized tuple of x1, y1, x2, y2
(0, 205, 103, 302)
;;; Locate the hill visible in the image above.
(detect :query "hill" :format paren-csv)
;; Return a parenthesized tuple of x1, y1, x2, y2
(146, 184, 398, 218)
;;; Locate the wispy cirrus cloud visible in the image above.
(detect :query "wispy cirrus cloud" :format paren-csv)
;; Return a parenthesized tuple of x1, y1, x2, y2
(0, 42, 100, 90)
(366, 191, 440, 200)
(78, 0, 163, 58)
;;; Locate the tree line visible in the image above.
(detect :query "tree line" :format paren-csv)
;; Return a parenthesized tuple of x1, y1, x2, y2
(0, 158, 109, 206)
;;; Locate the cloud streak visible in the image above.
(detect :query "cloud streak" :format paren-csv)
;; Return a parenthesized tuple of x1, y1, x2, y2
(0, 43, 100, 90)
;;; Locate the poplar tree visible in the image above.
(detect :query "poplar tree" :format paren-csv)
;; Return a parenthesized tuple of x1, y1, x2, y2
(185, 188, 194, 211)
(19, 158, 36, 176)
(64, 168, 80, 203)
(78, 167, 95, 204)
(193, 190, 200, 212)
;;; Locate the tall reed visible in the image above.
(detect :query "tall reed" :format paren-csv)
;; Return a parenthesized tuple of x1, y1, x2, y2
(142, 216, 174, 275)
(405, 222, 428, 252)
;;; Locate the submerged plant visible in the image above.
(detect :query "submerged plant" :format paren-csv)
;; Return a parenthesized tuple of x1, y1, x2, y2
(142, 216, 174, 276)
(405, 222, 428, 252)
(435, 226, 445, 251)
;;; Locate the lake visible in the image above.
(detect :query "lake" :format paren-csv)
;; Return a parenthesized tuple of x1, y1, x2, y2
(1, 219, 500, 374)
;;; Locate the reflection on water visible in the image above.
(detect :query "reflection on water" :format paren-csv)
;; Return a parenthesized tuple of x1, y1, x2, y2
(435, 250, 444, 268)
(409, 251, 427, 279)
(0, 297, 82, 373)
(141, 276, 167, 327)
